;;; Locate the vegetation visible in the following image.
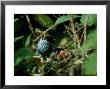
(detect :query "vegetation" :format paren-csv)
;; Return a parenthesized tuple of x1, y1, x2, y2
(14, 14, 97, 76)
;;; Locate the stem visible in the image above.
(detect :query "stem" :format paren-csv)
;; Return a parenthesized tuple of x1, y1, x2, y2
(33, 24, 56, 43)
(14, 36, 24, 42)
(79, 32, 84, 45)
(83, 15, 88, 57)
(70, 18, 80, 49)
(65, 25, 84, 35)
(26, 15, 35, 37)
(64, 25, 74, 42)
(79, 26, 86, 45)
(81, 15, 88, 75)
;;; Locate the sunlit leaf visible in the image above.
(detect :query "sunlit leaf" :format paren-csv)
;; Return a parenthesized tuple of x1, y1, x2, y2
(55, 15, 80, 25)
(82, 51, 97, 76)
(80, 14, 97, 26)
(81, 29, 97, 50)
(58, 37, 68, 47)
(81, 29, 97, 76)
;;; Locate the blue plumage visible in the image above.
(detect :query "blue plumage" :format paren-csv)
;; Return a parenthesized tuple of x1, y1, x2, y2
(37, 37, 53, 56)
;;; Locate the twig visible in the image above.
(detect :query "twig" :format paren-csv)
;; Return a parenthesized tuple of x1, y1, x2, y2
(64, 25, 74, 42)
(33, 24, 56, 43)
(81, 15, 88, 75)
(83, 15, 88, 56)
(75, 23, 83, 27)
(67, 29, 75, 42)
(14, 18, 19, 22)
(65, 25, 84, 35)
(14, 36, 24, 42)
(79, 31, 84, 44)
(14, 15, 25, 22)
(54, 15, 59, 19)
(70, 18, 80, 48)
(26, 15, 36, 37)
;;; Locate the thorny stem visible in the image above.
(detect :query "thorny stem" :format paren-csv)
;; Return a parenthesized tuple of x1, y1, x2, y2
(64, 25, 84, 35)
(33, 24, 56, 43)
(65, 24, 84, 45)
(79, 31, 84, 44)
(65, 25, 74, 42)
(79, 26, 87, 44)
(26, 15, 36, 37)
(70, 18, 80, 49)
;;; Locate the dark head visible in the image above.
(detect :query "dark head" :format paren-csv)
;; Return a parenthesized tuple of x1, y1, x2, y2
(53, 48, 63, 53)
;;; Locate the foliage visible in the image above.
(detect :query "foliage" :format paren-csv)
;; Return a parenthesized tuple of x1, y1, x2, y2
(32, 14, 54, 28)
(55, 15, 80, 25)
(14, 14, 97, 76)
(80, 14, 97, 26)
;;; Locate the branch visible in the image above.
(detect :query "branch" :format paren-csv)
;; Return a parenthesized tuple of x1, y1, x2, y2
(33, 24, 56, 43)
(82, 15, 88, 60)
(70, 18, 80, 49)
(26, 15, 35, 37)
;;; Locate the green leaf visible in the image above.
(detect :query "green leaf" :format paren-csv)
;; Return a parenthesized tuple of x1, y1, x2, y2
(14, 47, 34, 65)
(32, 14, 54, 28)
(58, 37, 68, 47)
(25, 34, 32, 47)
(82, 51, 97, 76)
(81, 29, 97, 50)
(14, 36, 24, 42)
(81, 29, 97, 76)
(80, 14, 97, 26)
(55, 15, 80, 25)
(14, 20, 24, 32)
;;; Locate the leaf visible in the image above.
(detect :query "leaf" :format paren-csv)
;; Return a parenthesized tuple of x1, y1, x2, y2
(81, 29, 97, 76)
(81, 29, 97, 50)
(14, 20, 24, 32)
(14, 36, 24, 42)
(14, 47, 34, 65)
(25, 34, 32, 47)
(55, 15, 80, 25)
(58, 37, 68, 47)
(80, 14, 97, 26)
(32, 14, 54, 28)
(82, 51, 97, 76)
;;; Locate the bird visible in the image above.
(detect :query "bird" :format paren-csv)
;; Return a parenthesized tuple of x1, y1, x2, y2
(37, 36, 66, 61)
(37, 36, 54, 57)
(50, 48, 66, 60)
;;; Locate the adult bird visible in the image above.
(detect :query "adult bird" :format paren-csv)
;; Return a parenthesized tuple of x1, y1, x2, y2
(37, 36, 54, 57)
